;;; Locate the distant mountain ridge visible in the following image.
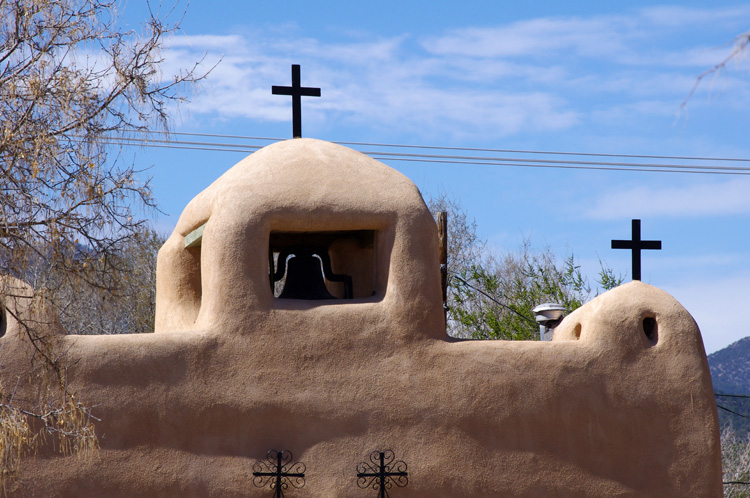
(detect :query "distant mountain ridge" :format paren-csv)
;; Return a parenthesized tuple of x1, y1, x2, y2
(708, 337, 750, 435)
(708, 337, 750, 395)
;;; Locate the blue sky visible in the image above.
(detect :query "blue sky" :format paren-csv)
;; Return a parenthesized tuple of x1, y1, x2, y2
(118, 1, 750, 353)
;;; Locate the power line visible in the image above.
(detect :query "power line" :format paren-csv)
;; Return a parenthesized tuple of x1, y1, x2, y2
(94, 134, 750, 176)
(362, 150, 750, 173)
(367, 157, 750, 176)
(146, 130, 750, 163)
(101, 136, 264, 153)
(714, 393, 750, 419)
(106, 142, 262, 154)
(717, 404, 750, 418)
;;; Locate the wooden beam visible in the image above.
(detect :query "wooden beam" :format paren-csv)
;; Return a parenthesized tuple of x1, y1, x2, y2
(437, 211, 448, 322)
(184, 223, 206, 248)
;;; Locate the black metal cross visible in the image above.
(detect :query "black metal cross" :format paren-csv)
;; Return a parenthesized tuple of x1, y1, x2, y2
(611, 219, 661, 281)
(252, 450, 306, 498)
(272, 64, 321, 138)
(356, 450, 408, 498)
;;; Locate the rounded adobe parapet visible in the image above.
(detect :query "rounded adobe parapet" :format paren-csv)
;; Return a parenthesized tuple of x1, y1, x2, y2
(553, 281, 703, 353)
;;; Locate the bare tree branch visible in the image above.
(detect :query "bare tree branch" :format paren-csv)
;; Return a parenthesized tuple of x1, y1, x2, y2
(681, 31, 750, 110)
(0, 0, 211, 484)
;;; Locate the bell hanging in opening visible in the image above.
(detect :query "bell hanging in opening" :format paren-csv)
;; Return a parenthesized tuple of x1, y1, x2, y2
(278, 252, 335, 300)
(272, 244, 354, 300)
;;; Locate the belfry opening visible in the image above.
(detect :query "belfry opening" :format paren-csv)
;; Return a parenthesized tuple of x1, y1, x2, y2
(269, 230, 376, 300)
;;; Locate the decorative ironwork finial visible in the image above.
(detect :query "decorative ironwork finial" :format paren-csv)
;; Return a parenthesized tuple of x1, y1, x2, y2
(611, 219, 661, 281)
(252, 449, 306, 498)
(356, 450, 408, 498)
(271, 64, 321, 138)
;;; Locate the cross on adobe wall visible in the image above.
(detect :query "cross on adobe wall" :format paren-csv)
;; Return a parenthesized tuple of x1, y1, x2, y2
(356, 450, 408, 498)
(272, 64, 321, 138)
(611, 219, 662, 281)
(252, 450, 306, 498)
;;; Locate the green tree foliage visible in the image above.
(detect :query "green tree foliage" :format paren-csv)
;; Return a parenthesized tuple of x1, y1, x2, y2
(450, 249, 593, 340)
(428, 194, 622, 340)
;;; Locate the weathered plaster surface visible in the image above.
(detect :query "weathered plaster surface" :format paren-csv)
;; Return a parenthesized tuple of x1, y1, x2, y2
(1, 139, 721, 497)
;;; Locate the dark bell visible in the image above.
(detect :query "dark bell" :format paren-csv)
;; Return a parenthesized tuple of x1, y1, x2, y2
(279, 253, 335, 300)
(272, 244, 353, 300)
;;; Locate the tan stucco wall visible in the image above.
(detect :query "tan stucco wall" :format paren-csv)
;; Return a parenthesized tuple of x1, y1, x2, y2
(0, 139, 722, 497)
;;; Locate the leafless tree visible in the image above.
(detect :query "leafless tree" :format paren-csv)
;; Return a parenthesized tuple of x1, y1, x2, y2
(0, 0, 209, 483)
(721, 423, 750, 498)
(37, 225, 165, 336)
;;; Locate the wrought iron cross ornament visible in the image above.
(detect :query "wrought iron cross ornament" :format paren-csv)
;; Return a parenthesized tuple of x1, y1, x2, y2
(357, 450, 408, 498)
(252, 450, 306, 498)
(272, 64, 321, 138)
(611, 219, 661, 281)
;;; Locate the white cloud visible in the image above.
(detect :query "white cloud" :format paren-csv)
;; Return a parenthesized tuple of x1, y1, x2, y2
(420, 16, 633, 60)
(586, 177, 750, 220)
(167, 34, 247, 51)
(638, 5, 750, 29)
(319, 37, 408, 62)
(153, 6, 750, 139)
(420, 7, 749, 73)
(578, 73, 697, 97)
(589, 99, 680, 125)
(651, 252, 747, 272)
(159, 31, 581, 139)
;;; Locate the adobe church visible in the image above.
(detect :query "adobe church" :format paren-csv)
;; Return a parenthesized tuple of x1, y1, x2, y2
(0, 138, 722, 496)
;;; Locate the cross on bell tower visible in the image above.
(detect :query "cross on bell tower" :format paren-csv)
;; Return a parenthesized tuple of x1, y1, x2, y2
(611, 219, 662, 281)
(272, 64, 321, 138)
